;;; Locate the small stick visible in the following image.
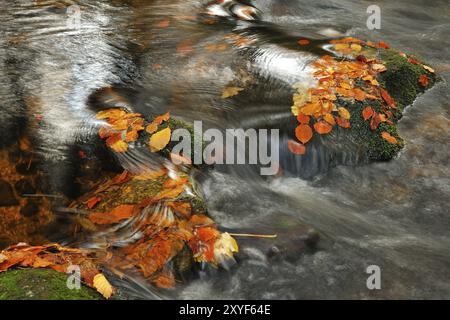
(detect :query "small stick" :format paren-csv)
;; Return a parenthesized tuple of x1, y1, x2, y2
(228, 233, 277, 239)
(22, 194, 64, 199)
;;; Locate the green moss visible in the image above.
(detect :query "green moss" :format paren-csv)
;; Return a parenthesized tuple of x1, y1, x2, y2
(0, 269, 101, 300)
(379, 49, 435, 109)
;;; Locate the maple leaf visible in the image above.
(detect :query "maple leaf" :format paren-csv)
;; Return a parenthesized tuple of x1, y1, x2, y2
(287, 139, 306, 155)
(149, 127, 171, 152)
(295, 124, 313, 144)
(222, 86, 244, 99)
(93, 273, 113, 299)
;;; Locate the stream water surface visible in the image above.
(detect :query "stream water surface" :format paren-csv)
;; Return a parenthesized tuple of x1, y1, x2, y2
(0, 0, 449, 299)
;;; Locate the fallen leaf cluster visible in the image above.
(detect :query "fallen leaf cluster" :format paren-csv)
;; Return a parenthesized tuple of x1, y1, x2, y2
(290, 36, 434, 154)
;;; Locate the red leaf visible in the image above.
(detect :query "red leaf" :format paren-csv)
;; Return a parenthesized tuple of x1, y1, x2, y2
(380, 88, 396, 109)
(362, 106, 374, 121)
(419, 74, 429, 87)
(86, 197, 101, 209)
(370, 112, 381, 130)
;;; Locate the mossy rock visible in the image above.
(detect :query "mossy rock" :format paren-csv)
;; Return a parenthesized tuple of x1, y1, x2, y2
(0, 269, 101, 300)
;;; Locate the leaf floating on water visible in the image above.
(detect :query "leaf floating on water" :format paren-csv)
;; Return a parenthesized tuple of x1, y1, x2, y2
(149, 127, 171, 152)
(109, 140, 128, 153)
(287, 139, 306, 155)
(93, 274, 113, 299)
(213, 232, 239, 261)
(155, 18, 170, 28)
(295, 124, 313, 144)
(221, 86, 244, 99)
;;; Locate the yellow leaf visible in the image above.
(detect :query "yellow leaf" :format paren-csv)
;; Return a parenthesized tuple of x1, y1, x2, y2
(350, 44, 362, 52)
(214, 232, 239, 262)
(96, 108, 126, 120)
(422, 65, 435, 73)
(0, 253, 7, 263)
(222, 87, 243, 99)
(149, 127, 171, 152)
(93, 273, 113, 299)
(323, 113, 336, 125)
(110, 140, 128, 153)
(338, 107, 351, 120)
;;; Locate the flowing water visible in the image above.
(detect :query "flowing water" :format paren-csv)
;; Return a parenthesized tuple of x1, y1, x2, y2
(0, 0, 449, 299)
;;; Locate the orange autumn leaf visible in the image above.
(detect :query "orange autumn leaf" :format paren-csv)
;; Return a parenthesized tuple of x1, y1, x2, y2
(146, 112, 170, 134)
(297, 39, 310, 45)
(287, 139, 306, 155)
(419, 74, 429, 87)
(381, 131, 398, 144)
(149, 127, 171, 152)
(163, 177, 188, 188)
(323, 113, 336, 125)
(86, 197, 101, 209)
(177, 39, 194, 56)
(295, 124, 313, 144)
(155, 18, 170, 28)
(296, 113, 310, 124)
(370, 112, 381, 130)
(362, 106, 374, 120)
(313, 121, 332, 134)
(152, 270, 176, 288)
(88, 204, 135, 225)
(380, 88, 396, 108)
(337, 107, 350, 120)
(300, 102, 321, 115)
(336, 117, 351, 128)
(353, 88, 366, 101)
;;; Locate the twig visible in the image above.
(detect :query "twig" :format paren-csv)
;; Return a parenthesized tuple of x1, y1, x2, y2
(22, 193, 64, 199)
(228, 233, 277, 239)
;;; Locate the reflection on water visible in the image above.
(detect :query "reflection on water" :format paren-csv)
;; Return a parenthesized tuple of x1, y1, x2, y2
(0, 0, 449, 299)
